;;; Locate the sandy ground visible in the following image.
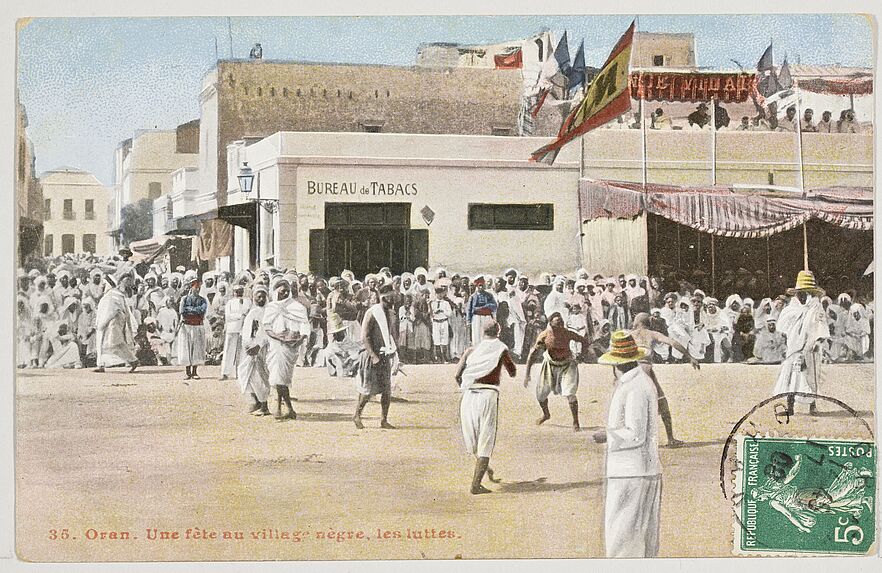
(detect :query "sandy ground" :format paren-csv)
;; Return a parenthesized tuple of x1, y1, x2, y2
(15, 361, 875, 562)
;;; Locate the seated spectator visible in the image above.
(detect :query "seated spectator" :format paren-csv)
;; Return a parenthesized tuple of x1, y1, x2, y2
(650, 108, 672, 130)
(837, 109, 860, 133)
(735, 116, 751, 131)
(714, 100, 730, 130)
(753, 318, 785, 363)
(44, 323, 82, 369)
(776, 106, 797, 132)
(750, 114, 771, 131)
(628, 112, 642, 129)
(816, 110, 833, 133)
(687, 103, 710, 129)
(800, 108, 817, 132)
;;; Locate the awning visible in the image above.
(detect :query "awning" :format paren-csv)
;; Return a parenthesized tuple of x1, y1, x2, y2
(217, 202, 256, 230)
(629, 71, 759, 103)
(797, 75, 873, 96)
(579, 179, 873, 238)
(128, 234, 193, 262)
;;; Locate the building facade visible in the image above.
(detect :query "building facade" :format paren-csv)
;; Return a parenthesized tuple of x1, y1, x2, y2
(110, 124, 200, 249)
(40, 167, 112, 257)
(198, 60, 526, 214)
(632, 32, 697, 69)
(16, 90, 44, 262)
(226, 129, 871, 277)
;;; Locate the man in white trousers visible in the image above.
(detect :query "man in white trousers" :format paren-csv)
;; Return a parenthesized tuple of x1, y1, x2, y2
(219, 284, 252, 380)
(454, 320, 516, 494)
(238, 284, 270, 416)
(594, 330, 662, 558)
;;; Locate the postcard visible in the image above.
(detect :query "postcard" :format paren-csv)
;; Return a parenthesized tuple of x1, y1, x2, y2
(11, 9, 878, 563)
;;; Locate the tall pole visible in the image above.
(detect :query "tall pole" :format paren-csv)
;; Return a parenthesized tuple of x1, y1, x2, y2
(227, 17, 234, 59)
(794, 83, 808, 269)
(710, 96, 717, 185)
(577, 82, 587, 269)
(640, 96, 648, 187)
(711, 234, 716, 297)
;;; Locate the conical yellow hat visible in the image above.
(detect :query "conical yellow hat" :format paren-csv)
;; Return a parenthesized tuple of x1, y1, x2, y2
(786, 270, 825, 296)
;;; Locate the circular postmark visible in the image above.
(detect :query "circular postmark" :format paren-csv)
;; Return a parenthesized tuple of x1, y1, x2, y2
(720, 392, 875, 555)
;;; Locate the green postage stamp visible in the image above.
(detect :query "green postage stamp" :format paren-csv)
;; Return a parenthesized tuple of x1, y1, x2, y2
(734, 436, 876, 555)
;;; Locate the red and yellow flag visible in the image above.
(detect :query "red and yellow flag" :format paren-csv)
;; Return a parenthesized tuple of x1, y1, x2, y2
(530, 21, 635, 164)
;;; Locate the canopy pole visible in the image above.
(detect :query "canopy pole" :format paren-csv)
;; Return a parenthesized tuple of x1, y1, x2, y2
(577, 81, 587, 268)
(710, 96, 717, 185)
(641, 96, 648, 187)
(711, 234, 716, 297)
(803, 222, 809, 270)
(766, 236, 771, 295)
(676, 224, 681, 270)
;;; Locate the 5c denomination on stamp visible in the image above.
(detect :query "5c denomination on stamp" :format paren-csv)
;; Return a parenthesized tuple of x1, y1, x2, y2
(734, 436, 875, 555)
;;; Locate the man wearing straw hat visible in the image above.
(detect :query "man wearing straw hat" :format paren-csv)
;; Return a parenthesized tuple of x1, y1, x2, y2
(593, 331, 661, 558)
(454, 320, 516, 494)
(773, 270, 830, 416)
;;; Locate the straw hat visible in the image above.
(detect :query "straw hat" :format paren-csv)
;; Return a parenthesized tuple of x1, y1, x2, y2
(598, 331, 647, 365)
(326, 312, 347, 335)
(786, 270, 825, 297)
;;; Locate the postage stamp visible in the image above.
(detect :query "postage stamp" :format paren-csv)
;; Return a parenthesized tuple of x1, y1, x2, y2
(734, 435, 876, 555)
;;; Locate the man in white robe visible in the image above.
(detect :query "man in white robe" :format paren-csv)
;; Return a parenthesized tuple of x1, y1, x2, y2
(773, 271, 830, 416)
(94, 273, 139, 373)
(238, 285, 271, 416)
(219, 284, 252, 380)
(454, 320, 516, 494)
(594, 331, 661, 558)
(263, 277, 310, 421)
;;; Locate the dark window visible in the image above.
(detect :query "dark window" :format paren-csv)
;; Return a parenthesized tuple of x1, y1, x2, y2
(535, 37, 544, 61)
(82, 234, 96, 254)
(44, 199, 51, 220)
(362, 124, 382, 133)
(43, 234, 53, 256)
(491, 126, 513, 136)
(148, 182, 162, 200)
(325, 203, 410, 227)
(270, 87, 275, 96)
(283, 87, 288, 97)
(63, 198, 74, 220)
(61, 234, 75, 254)
(468, 204, 554, 231)
(653, 55, 665, 66)
(85, 199, 95, 220)
(257, 87, 262, 96)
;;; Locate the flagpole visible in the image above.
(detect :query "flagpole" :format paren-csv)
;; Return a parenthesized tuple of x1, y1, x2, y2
(710, 96, 717, 185)
(578, 80, 587, 268)
(641, 96, 647, 187)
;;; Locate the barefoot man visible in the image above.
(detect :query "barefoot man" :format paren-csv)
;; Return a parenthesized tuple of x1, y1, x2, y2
(524, 312, 592, 431)
(263, 277, 310, 421)
(238, 284, 271, 416)
(354, 285, 398, 429)
(454, 320, 516, 494)
(629, 312, 700, 447)
(94, 272, 139, 373)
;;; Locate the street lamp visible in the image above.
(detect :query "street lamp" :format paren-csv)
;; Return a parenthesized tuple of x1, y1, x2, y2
(237, 162, 278, 213)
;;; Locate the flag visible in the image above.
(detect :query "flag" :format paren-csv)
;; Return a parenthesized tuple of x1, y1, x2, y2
(756, 41, 781, 98)
(777, 55, 792, 90)
(530, 32, 572, 117)
(568, 41, 586, 96)
(494, 47, 523, 69)
(757, 42, 774, 72)
(530, 21, 635, 165)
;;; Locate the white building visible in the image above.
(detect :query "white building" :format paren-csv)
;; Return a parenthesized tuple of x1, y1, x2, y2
(40, 167, 112, 257)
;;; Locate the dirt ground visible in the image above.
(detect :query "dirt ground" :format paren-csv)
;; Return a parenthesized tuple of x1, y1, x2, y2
(14, 361, 875, 562)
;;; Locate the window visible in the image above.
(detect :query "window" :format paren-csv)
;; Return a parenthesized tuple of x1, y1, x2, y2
(82, 234, 96, 254)
(148, 182, 162, 200)
(359, 120, 385, 133)
(85, 199, 95, 220)
(63, 198, 74, 220)
(653, 55, 665, 66)
(61, 234, 75, 254)
(491, 126, 513, 136)
(43, 234, 53, 256)
(44, 199, 51, 220)
(468, 203, 554, 231)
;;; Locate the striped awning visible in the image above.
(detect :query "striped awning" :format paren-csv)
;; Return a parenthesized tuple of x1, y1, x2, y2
(579, 179, 873, 238)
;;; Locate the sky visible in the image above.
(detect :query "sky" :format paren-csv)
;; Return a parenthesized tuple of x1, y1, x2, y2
(17, 14, 875, 186)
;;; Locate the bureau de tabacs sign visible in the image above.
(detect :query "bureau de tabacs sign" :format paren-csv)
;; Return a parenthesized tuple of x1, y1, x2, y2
(306, 180, 419, 197)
